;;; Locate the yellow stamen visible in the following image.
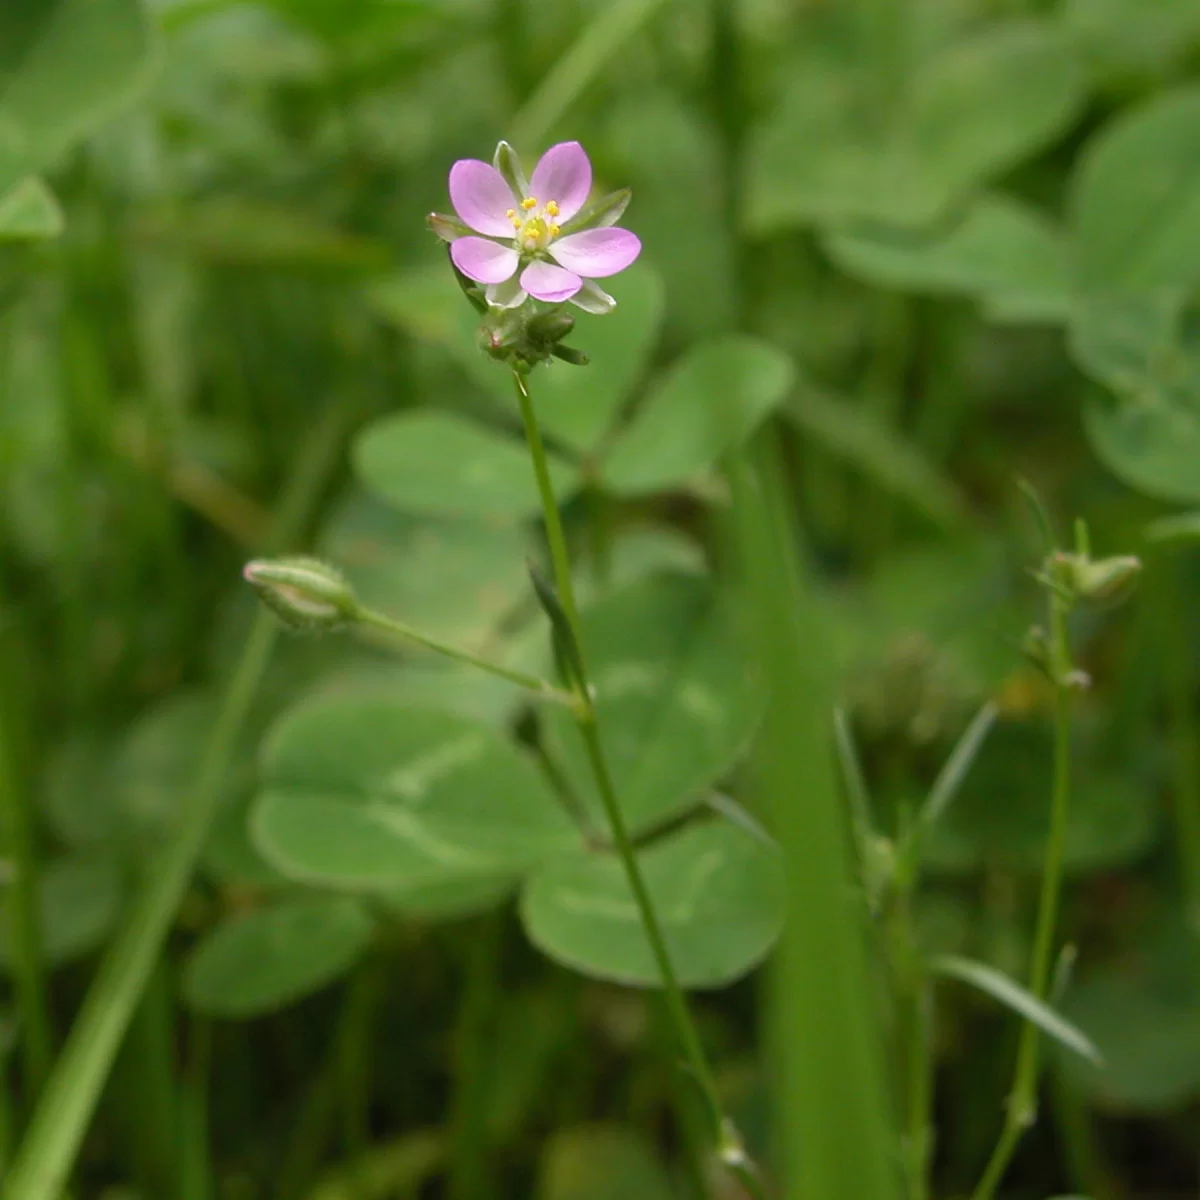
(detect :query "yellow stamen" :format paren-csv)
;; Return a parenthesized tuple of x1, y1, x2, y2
(545, 200, 560, 217)
(521, 196, 538, 210)
(550, 224, 560, 237)
(505, 208, 516, 219)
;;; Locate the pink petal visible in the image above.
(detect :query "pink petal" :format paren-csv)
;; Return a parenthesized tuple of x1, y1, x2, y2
(549, 227, 641, 279)
(520, 260, 582, 303)
(449, 160, 518, 236)
(451, 237, 520, 284)
(529, 142, 592, 221)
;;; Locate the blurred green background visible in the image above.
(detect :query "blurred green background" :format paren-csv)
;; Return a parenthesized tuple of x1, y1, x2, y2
(3, 0, 1200, 1196)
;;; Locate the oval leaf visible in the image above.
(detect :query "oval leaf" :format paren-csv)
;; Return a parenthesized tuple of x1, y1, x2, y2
(354, 410, 579, 520)
(253, 696, 578, 890)
(183, 897, 374, 1018)
(520, 820, 786, 988)
(600, 337, 795, 497)
(541, 573, 758, 837)
(823, 194, 1069, 322)
(1071, 87, 1200, 290)
(0, 857, 123, 971)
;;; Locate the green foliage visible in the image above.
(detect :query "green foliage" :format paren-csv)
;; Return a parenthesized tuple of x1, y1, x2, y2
(745, 18, 1084, 231)
(182, 896, 375, 1018)
(0, 178, 62, 240)
(1, 0, 1199, 1195)
(0, 0, 152, 198)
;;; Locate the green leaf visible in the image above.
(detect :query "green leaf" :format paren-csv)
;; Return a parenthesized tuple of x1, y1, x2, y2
(1074, 292, 1200, 503)
(520, 820, 786, 988)
(535, 1125, 674, 1200)
(1064, 0, 1200, 85)
(823, 194, 1069, 323)
(0, 0, 153, 199)
(600, 336, 795, 496)
(376, 871, 515, 922)
(182, 897, 374, 1018)
(746, 20, 1084, 231)
(0, 858, 123, 971)
(1070, 87, 1200, 291)
(931, 955, 1102, 1064)
(1060, 914, 1200, 1111)
(541, 574, 758, 837)
(783, 381, 969, 532)
(321, 491, 531, 652)
(354, 410, 580, 520)
(252, 696, 577, 891)
(0, 177, 62, 240)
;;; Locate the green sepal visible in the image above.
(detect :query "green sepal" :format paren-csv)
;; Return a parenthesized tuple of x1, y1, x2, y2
(560, 188, 631, 236)
(493, 140, 529, 200)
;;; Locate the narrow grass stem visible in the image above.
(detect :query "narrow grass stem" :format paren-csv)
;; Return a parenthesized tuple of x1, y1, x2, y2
(0, 696, 51, 1099)
(2, 392, 360, 1200)
(971, 593, 1074, 1200)
(512, 368, 734, 1159)
(354, 606, 573, 706)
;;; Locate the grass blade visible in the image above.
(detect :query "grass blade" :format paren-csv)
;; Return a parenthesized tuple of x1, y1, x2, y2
(931, 955, 1102, 1066)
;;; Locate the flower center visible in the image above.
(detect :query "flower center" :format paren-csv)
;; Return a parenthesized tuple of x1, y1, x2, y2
(507, 195, 561, 253)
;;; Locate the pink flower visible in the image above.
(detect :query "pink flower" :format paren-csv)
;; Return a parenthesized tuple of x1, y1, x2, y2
(444, 141, 640, 313)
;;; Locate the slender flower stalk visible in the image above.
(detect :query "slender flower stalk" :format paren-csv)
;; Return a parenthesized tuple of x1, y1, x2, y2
(971, 509, 1138, 1200)
(355, 606, 575, 708)
(513, 368, 759, 1186)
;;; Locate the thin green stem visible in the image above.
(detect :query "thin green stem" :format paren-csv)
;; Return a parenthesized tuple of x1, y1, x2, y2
(889, 893, 932, 1200)
(0, 693, 51, 1099)
(513, 367, 733, 1160)
(513, 372, 583, 634)
(971, 593, 1073, 1200)
(355, 606, 572, 706)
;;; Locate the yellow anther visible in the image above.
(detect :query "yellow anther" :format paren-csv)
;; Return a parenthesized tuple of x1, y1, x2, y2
(521, 196, 538, 210)
(545, 200, 560, 217)
(550, 224, 560, 237)
(505, 208, 516, 219)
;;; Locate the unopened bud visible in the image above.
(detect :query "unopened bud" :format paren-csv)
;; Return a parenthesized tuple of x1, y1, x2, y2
(1072, 554, 1141, 606)
(243, 557, 358, 633)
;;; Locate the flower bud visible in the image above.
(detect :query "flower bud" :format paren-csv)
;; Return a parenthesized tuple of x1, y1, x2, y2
(426, 212, 470, 243)
(525, 309, 575, 345)
(492, 140, 529, 201)
(243, 557, 359, 633)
